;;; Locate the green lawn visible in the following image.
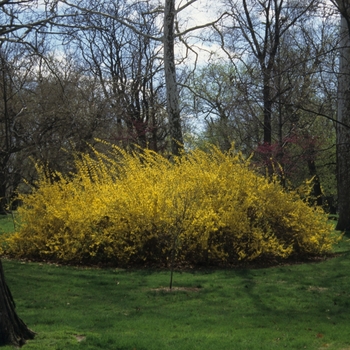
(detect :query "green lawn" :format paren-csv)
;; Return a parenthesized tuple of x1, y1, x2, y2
(0, 214, 16, 234)
(1, 216, 350, 349)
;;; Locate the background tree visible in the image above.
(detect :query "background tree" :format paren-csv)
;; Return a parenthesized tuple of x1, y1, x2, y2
(331, 0, 350, 230)
(59, 0, 225, 156)
(164, 0, 184, 155)
(62, 0, 169, 152)
(0, 42, 39, 214)
(219, 0, 322, 146)
(0, 0, 60, 47)
(186, 62, 262, 152)
(21, 54, 116, 175)
(184, 0, 338, 198)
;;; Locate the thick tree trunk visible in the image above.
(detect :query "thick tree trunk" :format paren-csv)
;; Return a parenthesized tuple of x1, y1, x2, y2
(163, 0, 183, 156)
(336, 12, 350, 231)
(0, 259, 35, 347)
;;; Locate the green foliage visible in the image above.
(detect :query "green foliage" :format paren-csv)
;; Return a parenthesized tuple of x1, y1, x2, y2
(2, 144, 338, 266)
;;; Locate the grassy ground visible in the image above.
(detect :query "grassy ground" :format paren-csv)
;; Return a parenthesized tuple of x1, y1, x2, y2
(0, 214, 17, 234)
(1, 216, 350, 349)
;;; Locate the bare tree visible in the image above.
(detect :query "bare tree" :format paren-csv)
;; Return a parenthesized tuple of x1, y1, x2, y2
(62, 0, 169, 152)
(186, 62, 262, 152)
(0, 0, 57, 43)
(0, 42, 35, 214)
(219, 0, 321, 146)
(59, 0, 225, 155)
(179, 0, 339, 201)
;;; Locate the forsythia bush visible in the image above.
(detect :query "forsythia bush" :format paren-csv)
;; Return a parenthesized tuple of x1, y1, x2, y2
(2, 144, 338, 266)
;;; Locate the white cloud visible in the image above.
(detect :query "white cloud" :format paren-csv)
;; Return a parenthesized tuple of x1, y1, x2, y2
(173, 0, 227, 66)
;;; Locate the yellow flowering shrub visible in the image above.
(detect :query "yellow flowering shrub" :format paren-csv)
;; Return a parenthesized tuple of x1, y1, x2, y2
(2, 144, 338, 266)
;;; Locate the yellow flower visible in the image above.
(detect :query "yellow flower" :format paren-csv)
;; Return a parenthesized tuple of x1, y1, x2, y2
(4, 142, 338, 265)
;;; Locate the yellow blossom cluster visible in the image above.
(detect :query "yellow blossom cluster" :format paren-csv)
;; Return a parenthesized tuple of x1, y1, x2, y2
(2, 144, 338, 265)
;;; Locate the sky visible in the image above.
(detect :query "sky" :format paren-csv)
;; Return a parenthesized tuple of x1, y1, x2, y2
(174, 0, 228, 66)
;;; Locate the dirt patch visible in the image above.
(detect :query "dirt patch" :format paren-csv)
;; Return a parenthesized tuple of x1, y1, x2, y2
(73, 334, 86, 342)
(308, 286, 328, 292)
(151, 287, 201, 292)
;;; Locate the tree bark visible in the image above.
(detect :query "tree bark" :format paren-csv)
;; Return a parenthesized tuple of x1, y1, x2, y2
(336, 9, 350, 231)
(263, 73, 272, 145)
(163, 0, 183, 156)
(308, 159, 323, 207)
(0, 259, 35, 347)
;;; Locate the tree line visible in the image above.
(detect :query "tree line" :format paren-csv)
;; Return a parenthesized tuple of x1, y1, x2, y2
(0, 0, 349, 228)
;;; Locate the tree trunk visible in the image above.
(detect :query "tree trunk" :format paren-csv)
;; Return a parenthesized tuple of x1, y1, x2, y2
(163, 0, 183, 156)
(307, 159, 323, 207)
(263, 75, 272, 145)
(0, 259, 35, 347)
(0, 184, 7, 215)
(336, 10, 350, 231)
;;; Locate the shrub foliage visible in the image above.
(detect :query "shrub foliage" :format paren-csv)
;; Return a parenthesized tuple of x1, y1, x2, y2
(2, 144, 337, 266)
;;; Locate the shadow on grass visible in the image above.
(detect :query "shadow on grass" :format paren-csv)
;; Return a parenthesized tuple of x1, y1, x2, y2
(3, 249, 350, 350)
(229, 251, 350, 321)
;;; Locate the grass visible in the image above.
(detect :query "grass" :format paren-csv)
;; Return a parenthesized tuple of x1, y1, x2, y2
(0, 214, 16, 234)
(1, 215, 350, 349)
